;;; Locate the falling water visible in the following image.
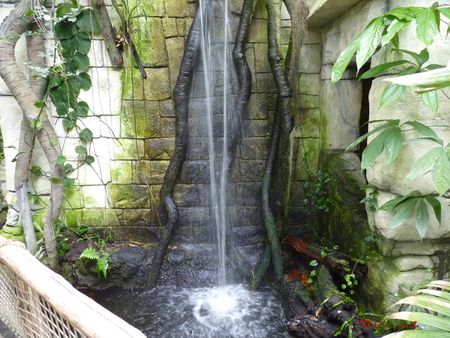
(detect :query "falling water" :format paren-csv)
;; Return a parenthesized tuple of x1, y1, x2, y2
(197, 0, 235, 285)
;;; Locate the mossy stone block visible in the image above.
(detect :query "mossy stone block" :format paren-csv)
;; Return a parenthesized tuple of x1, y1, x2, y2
(108, 184, 150, 208)
(111, 161, 133, 184)
(144, 68, 171, 100)
(122, 68, 144, 100)
(133, 17, 168, 67)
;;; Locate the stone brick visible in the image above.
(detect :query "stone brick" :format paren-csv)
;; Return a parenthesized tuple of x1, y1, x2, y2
(121, 100, 162, 138)
(255, 73, 276, 93)
(249, 19, 268, 43)
(240, 138, 270, 160)
(165, 0, 189, 17)
(162, 18, 178, 38)
(173, 184, 210, 207)
(254, 43, 270, 73)
(146, 138, 175, 160)
(247, 94, 269, 120)
(393, 256, 434, 272)
(128, 0, 165, 16)
(178, 207, 211, 226)
(123, 208, 152, 226)
(236, 182, 262, 206)
(161, 117, 175, 138)
(292, 137, 320, 180)
(242, 120, 270, 137)
(237, 159, 265, 182)
(107, 184, 150, 208)
(293, 109, 320, 138)
(113, 139, 146, 160)
(122, 68, 144, 101)
(144, 67, 171, 100)
(160, 99, 175, 117)
(299, 95, 319, 109)
(111, 160, 133, 184)
(299, 74, 320, 95)
(82, 185, 109, 208)
(132, 160, 169, 184)
(134, 17, 168, 67)
(179, 160, 210, 184)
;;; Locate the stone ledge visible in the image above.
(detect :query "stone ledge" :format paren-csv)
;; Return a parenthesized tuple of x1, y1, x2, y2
(308, 0, 363, 28)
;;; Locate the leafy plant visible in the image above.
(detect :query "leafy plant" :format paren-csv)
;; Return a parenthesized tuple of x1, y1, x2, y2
(360, 185, 379, 212)
(384, 280, 450, 337)
(79, 247, 111, 279)
(304, 170, 333, 212)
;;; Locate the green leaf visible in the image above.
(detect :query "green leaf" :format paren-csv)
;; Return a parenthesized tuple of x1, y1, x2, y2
(75, 101, 89, 117)
(403, 121, 442, 145)
(386, 7, 419, 21)
(56, 156, 66, 164)
(356, 17, 384, 70)
(415, 199, 429, 239)
(79, 128, 93, 141)
(77, 73, 91, 91)
(432, 150, 450, 195)
(424, 195, 441, 224)
(64, 163, 74, 173)
(346, 120, 398, 151)
(389, 312, 450, 332)
(56, 3, 74, 17)
(75, 145, 87, 154)
(62, 117, 74, 130)
(34, 100, 47, 108)
(51, 177, 63, 184)
(60, 32, 91, 55)
(388, 198, 417, 229)
(25, 9, 35, 16)
(416, 8, 440, 46)
(86, 155, 95, 164)
(48, 73, 64, 89)
(438, 7, 450, 20)
(379, 191, 421, 212)
(394, 49, 429, 68)
(70, 52, 90, 71)
(63, 177, 76, 188)
(381, 19, 411, 46)
(420, 90, 439, 115)
(405, 146, 442, 181)
(79, 248, 100, 260)
(359, 60, 411, 80)
(54, 21, 77, 39)
(384, 127, 403, 164)
(331, 35, 362, 84)
(380, 83, 406, 108)
(76, 9, 101, 33)
(361, 128, 390, 169)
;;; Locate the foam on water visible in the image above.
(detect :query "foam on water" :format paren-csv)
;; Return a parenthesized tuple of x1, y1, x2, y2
(91, 284, 289, 338)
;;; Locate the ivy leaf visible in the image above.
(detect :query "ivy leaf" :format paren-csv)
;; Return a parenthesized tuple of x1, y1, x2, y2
(424, 195, 441, 224)
(64, 163, 74, 173)
(76, 9, 101, 33)
(331, 35, 362, 84)
(51, 177, 63, 184)
(62, 117, 75, 130)
(48, 73, 64, 89)
(388, 197, 417, 229)
(54, 21, 77, 39)
(56, 156, 66, 164)
(431, 150, 450, 195)
(77, 73, 92, 91)
(86, 155, 95, 164)
(405, 146, 442, 181)
(415, 7, 440, 46)
(25, 9, 35, 16)
(384, 127, 403, 164)
(61, 32, 91, 55)
(75, 101, 89, 117)
(79, 128, 93, 141)
(380, 83, 406, 108)
(359, 60, 411, 80)
(75, 145, 87, 154)
(34, 100, 47, 109)
(64, 177, 76, 188)
(56, 3, 74, 17)
(356, 17, 384, 70)
(70, 52, 90, 71)
(420, 90, 439, 115)
(415, 199, 429, 239)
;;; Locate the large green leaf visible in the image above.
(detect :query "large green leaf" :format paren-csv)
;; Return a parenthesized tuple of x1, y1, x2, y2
(386, 7, 420, 21)
(420, 87, 439, 115)
(424, 195, 441, 224)
(379, 191, 421, 212)
(384, 127, 403, 164)
(70, 52, 90, 71)
(416, 7, 440, 46)
(75, 101, 89, 117)
(361, 128, 390, 169)
(385, 331, 450, 338)
(359, 60, 411, 80)
(60, 32, 91, 55)
(396, 295, 450, 317)
(404, 121, 442, 144)
(54, 21, 78, 39)
(346, 120, 398, 151)
(388, 198, 417, 229)
(389, 312, 450, 332)
(438, 7, 450, 21)
(432, 150, 450, 195)
(380, 83, 407, 108)
(415, 199, 429, 239)
(77, 72, 92, 91)
(356, 17, 384, 69)
(381, 19, 411, 46)
(331, 36, 362, 84)
(405, 146, 442, 181)
(395, 49, 429, 68)
(76, 9, 101, 33)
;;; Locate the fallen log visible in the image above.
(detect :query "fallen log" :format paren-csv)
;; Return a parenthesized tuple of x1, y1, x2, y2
(281, 234, 368, 279)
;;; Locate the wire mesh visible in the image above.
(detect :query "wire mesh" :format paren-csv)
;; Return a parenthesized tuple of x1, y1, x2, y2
(0, 265, 87, 338)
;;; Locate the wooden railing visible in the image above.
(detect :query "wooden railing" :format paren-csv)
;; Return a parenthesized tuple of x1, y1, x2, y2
(0, 235, 146, 338)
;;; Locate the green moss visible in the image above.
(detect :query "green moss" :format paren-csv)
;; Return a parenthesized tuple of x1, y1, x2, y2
(111, 161, 133, 183)
(64, 186, 84, 209)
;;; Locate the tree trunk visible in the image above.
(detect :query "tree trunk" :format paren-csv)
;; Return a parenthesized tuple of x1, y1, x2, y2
(0, 0, 63, 269)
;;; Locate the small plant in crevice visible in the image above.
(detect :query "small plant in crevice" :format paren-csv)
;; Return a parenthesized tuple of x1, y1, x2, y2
(360, 185, 378, 212)
(79, 246, 111, 279)
(304, 170, 333, 212)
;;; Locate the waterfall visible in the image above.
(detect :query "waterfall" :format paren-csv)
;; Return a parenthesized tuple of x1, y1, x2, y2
(197, 0, 236, 286)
